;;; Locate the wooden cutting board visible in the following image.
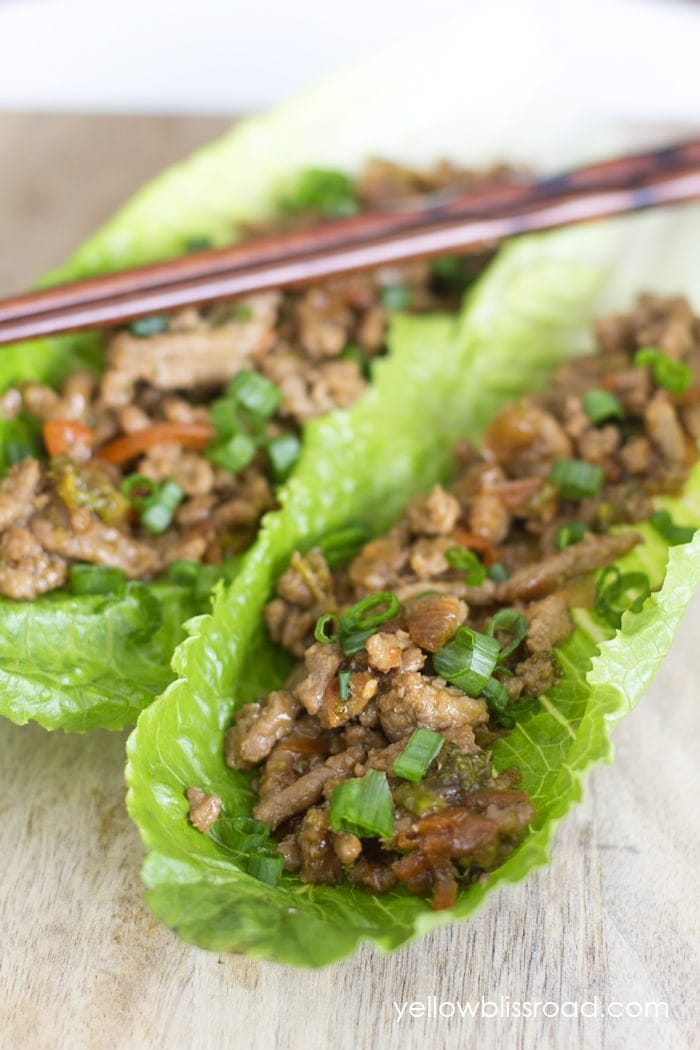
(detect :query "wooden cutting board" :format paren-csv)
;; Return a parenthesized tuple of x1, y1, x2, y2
(0, 114, 697, 1050)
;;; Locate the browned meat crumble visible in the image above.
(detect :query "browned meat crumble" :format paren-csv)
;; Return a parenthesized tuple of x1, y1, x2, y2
(0, 158, 516, 600)
(226, 293, 700, 909)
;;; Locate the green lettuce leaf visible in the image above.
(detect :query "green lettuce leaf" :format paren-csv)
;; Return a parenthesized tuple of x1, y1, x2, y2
(125, 218, 700, 965)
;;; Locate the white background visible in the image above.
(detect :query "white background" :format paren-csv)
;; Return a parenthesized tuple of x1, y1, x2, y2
(0, 0, 698, 114)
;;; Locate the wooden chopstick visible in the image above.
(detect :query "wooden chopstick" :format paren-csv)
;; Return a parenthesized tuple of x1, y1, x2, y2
(2, 138, 700, 348)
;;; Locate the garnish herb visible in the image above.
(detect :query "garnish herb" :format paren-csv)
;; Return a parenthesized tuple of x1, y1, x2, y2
(338, 670, 351, 701)
(315, 592, 400, 656)
(445, 546, 487, 586)
(128, 315, 169, 338)
(556, 520, 588, 550)
(594, 565, 651, 628)
(121, 475, 185, 535)
(433, 626, 500, 696)
(392, 728, 445, 783)
(380, 284, 410, 311)
(267, 433, 301, 482)
(487, 562, 509, 582)
(319, 524, 370, 568)
(634, 346, 693, 395)
(649, 509, 697, 546)
(549, 458, 604, 500)
(487, 608, 529, 662)
(247, 851, 285, 886)
(582, 388, 625, 424)
(329, 770, 395, 839)
(207, 369, 282, 473)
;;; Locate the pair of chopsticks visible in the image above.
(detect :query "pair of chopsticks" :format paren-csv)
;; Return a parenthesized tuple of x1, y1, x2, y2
(2, 138, 700, 348)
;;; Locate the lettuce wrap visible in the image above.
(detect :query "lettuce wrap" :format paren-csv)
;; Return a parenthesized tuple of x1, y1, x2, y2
(2, 48, 528, 733)
(125, 203, 700, 965)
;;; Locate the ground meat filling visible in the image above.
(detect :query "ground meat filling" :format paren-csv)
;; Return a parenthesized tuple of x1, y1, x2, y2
(0, 159, 515, 600)
(227, 293, 700, 908)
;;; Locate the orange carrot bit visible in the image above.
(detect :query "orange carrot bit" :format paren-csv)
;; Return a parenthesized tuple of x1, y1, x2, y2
(98, 421, 215, 466)
(43, 419, 95, 457)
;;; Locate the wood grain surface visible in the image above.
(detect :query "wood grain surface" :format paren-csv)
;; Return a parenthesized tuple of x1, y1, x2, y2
(0, 115, 698, 1050)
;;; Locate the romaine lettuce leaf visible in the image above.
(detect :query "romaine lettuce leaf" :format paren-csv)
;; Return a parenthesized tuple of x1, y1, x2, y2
(125, 220, 700, 965)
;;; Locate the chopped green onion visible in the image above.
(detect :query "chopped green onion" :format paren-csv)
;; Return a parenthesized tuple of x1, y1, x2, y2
(338, 669, 351, 701)
(128, 315, 169, 338)
(227, 369, 281, 421)
(487, 562, 509, 582)
(329, 769, 395, 839)
(634, 346, 693, 395)
(433, 626, 500, 696)
(120, 474, 158, 508)
(392, 728, 445, 783)
(139, 479, 185, 535)
(68, 564, 126, 596)
(337, 591, 401, 656)
(487, 608, 529, 662)
(445, 545, 487, 586)
(549, 458, 604, 500)
(207, 431, 258, 473)
(267, 433, 301, 482)
(649, 509, 697, 546)
(556, 520, 588, 550)
(213, 815, 271, 852)
(594, 566, 651, 629)
(247, 850, 284, 886)
(582, 388, 625, 424)
(482, 676, 514, 727)
(207, 370, 283, 475)
(319, 524, 370, 568)
(314, 613, 341, 645)
(280, 168, 358, 217)
(379, 284, 410, 311)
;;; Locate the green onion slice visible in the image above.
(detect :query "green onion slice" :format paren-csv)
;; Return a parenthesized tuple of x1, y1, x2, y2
(314, 613, 341, 645)
(139, 479, 185, 535)
(128, 315, 169, 338)
(487, 562, 509, 582)
(68, 564, 126, 596)
(649, 509, 697, 546)
(379, 284, 410, 311)
(329, 770, 395, 839)
(338, 592, 401, 656)
(433, 626, 500, 696)
(549, 458, 604, 500)
(482, 676, 514, 727)
(582, 388, 625, 424)
(445, 545, 487, 586)
(207, 431, 258, 473)
(634, 346, 693, 395)
(338, 669, 351, 701)
(319, 524, 370, 569)
(267, 433, 301, 482)
(120, 474, 158, 508)
(556, 520, 588, 550)
(227, 369, 281, 421)
(487, 608, 529, 662)
(392, 728, 445, 783)
(594, 566, 651, 628)
(247, 851, 284, 886)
